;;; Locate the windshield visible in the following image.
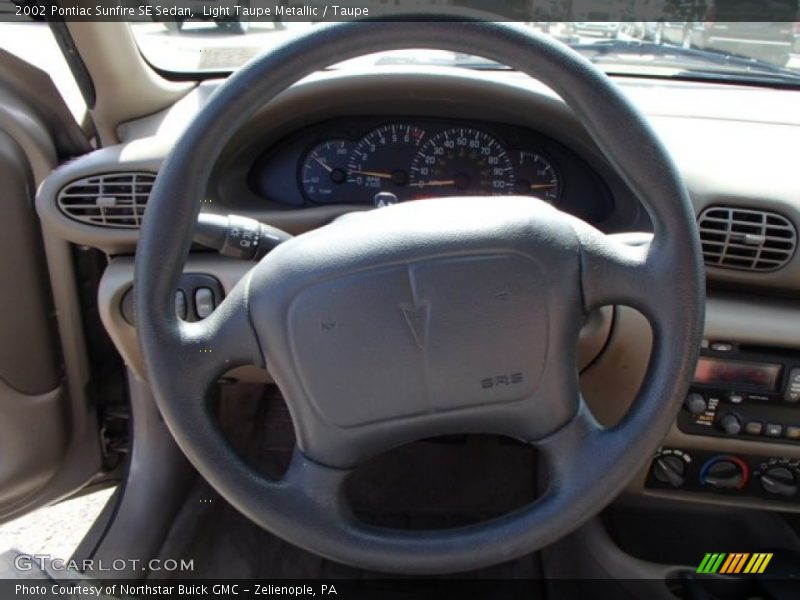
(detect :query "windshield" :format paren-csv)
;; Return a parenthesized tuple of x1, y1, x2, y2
(132, 17, 800, 86)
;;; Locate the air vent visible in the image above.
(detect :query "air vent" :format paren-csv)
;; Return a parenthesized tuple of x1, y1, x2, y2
(698, 206, 796, 272)
(57, 172, 156, 228)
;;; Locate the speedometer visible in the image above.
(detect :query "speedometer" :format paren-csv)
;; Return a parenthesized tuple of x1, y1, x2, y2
(409, 128, 515, 197)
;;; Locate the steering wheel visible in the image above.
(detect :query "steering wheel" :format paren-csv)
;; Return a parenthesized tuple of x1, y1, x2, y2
(135, 21, 704, 574)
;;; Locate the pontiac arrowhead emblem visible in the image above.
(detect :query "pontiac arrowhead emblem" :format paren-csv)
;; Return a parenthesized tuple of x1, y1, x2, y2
(401, 301, 429, 349)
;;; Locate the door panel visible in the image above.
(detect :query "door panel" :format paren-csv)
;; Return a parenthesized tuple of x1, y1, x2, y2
(0, 131, 60, 394)
(0, 381, 66, 511)
(0, 49, 100, 521)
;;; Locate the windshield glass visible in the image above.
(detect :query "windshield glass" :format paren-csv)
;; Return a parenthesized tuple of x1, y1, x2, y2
(132, 17, 800, 85)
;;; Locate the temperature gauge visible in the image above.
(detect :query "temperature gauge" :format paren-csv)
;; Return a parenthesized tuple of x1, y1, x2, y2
(513, 151, 561, 203)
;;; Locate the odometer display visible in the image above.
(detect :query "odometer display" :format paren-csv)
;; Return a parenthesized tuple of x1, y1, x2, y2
(409, 128, 515, 197)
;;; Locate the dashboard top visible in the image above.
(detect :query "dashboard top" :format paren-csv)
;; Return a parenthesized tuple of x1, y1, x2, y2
(36, 67, 800, 292)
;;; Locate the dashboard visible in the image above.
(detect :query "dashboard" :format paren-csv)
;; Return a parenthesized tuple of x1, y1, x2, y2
(249, 117, 614, 224)
(35, 68, 800, 514)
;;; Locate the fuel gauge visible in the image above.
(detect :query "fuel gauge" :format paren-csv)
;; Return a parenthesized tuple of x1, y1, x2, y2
(513, 151, 561, 203)
(300, 139, 352, 203)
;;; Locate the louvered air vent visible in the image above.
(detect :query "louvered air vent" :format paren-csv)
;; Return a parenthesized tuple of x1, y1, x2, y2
(57, 172, 156, 228)
(698, 207, 797, 272)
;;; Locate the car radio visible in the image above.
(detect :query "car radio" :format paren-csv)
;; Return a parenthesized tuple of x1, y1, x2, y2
(678, 342, 800, 444)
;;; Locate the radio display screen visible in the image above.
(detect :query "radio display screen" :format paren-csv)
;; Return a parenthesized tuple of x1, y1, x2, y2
(693, 358, 782, 390)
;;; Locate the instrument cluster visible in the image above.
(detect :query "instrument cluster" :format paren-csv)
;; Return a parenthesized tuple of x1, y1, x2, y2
(300, 123, 560, 206)
(250, 117, 614, 223)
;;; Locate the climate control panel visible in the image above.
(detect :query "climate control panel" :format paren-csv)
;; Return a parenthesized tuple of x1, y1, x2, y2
(647, 448, 800, 502)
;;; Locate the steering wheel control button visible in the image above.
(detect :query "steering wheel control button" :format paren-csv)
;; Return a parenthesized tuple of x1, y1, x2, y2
(760, 467, 798, 497)
(700, 456, 748, 490)
(194, 287, 215, 319)
(765, 423, 783, 438)
(744, 421, 763, 436)
(719, 413, 742, 436)
(684, 392, 708, 415)
(120, 274, 223, 324)
(652, 455, 686, 488)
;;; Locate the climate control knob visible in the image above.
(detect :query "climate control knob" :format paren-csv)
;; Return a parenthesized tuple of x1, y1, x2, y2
(760, 467, 798, 497)
(701, 457, 748, 490)
(718, 413, 742, 436)
(652, 455, 686, 487)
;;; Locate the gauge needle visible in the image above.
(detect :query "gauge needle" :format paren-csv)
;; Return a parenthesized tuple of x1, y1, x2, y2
(410, 180, 456, 188)
(311, 154, 333, 173)
(529, 183, 557, 189)
(350, 170, 393, 179)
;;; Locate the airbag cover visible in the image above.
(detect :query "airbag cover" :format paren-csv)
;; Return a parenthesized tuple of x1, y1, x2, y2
(288, 253, 547, 427)
(248, 196, 581, 465)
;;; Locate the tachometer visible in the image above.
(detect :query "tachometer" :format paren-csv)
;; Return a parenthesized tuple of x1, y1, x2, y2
(347, 124, 427, 202)
(513, 151, 561, 203)
(300, 139, 352, 203)
(409, 127, 515, 197)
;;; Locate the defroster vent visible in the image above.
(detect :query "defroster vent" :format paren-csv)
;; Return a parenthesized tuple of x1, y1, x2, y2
(698, 206, 796, 272)
(57, 172, 156, 228)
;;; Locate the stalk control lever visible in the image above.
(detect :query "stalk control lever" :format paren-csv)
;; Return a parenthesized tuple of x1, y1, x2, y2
(194, 213, 292, 261)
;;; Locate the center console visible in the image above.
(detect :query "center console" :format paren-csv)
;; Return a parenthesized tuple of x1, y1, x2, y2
(645, 341, 800, 504)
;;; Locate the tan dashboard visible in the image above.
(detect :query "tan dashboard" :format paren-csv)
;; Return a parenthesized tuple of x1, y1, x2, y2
(34, 67, 800, 512)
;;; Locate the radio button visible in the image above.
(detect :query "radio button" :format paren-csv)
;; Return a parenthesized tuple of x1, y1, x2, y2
(719, 413, 742, 435)
(744, 421, 763, 436)
(785, 426, 800, 440)
(785, 368, 800, 403)
(710, 342, 734, 352)
(765, 424, 783, 438)
(729, 393, 744, 404)
(684, 393, 707, 415)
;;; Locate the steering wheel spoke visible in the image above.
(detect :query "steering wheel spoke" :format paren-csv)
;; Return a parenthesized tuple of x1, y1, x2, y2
(577, 227, 661, 312)
(283, 449, 352, 517)
(533, 398, 605, 489)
